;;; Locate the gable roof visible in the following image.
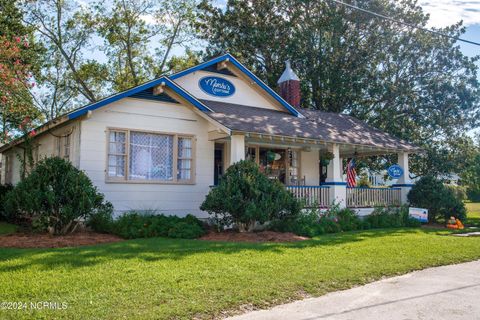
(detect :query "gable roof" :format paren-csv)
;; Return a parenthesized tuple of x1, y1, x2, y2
(170, 53, 304, 118)
(67, 76, 212, 121)
(202, 100, 419, 152)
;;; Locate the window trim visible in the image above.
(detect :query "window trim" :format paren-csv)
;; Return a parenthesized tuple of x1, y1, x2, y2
(105, 127, 196, 185)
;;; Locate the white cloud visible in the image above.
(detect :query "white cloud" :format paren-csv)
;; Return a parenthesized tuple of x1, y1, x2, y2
(419, 0, 480, 27)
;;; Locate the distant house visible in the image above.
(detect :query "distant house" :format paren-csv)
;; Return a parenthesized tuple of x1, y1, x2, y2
(0, 54, 419, 217)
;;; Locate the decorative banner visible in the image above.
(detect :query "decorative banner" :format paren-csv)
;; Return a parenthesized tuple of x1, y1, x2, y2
(409, 207, 428, 223)
(199, 76, 235, 97)
(387, 164, 404, 179)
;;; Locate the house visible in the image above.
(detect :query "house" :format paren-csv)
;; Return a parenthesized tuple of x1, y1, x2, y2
(0, 54, 420, 218)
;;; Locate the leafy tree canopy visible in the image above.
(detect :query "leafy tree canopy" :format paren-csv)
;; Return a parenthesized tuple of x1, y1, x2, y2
(198, 0, 480, 177)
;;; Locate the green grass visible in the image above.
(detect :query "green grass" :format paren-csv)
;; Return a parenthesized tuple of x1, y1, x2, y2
(0, 222, 16, 235)
(1, 228, 480, 320)
(465, 202, 480, 227)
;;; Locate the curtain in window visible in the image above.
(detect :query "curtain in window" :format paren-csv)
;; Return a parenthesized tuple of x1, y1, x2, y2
(177, 137, 192, 180)
(129, 132, 173, 180)
(108, 131, 126, 177)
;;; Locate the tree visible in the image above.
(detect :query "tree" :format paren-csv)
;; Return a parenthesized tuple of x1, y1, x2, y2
(0, 36, 40, 143)
(23, 0, 100, 103)
(198, 0, 480, 177)
(94, 0, 200, 91)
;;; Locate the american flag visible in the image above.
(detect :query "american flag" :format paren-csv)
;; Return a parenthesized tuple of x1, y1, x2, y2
(346, 158, 357, 187)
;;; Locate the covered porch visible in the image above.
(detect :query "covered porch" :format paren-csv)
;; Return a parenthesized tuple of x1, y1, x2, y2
(212, 132, 414, 209)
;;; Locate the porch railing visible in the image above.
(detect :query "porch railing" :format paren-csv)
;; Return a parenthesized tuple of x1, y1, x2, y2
(346, 187, 401, 208)
(286, 186, 330, 208)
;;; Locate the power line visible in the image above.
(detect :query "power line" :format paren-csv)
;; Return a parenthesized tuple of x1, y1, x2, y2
(328, 0, 480, 47)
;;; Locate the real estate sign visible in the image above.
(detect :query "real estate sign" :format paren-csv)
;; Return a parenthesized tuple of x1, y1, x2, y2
(409, 207, 428, 223)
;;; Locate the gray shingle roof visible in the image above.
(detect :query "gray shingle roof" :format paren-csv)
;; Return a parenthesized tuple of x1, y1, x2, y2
(202, 100, 419, 151)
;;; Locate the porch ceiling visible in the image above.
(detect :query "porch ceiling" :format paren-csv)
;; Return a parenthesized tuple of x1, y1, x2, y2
(243, 134, 406, 157)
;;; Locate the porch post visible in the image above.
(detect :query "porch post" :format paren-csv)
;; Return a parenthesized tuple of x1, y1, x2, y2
(229, 134, 245, 165)
(393, 152, 413, 205)
(323, 144, 347, 208)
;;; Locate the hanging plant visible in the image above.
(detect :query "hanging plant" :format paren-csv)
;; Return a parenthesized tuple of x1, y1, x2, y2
(321, 151, 335, 166)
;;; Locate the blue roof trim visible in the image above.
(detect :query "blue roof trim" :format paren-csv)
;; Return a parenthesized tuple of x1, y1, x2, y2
(170, 53, 304, 118)
(67, 76, 211, 120)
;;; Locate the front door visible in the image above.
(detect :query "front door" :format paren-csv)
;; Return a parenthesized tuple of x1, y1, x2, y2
(214, 143, 225, 185)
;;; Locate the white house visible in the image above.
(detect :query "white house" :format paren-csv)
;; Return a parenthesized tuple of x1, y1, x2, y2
(0, 54, 420, 218)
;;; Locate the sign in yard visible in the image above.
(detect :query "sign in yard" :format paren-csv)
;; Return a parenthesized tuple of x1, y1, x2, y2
(409, 207, 428, 223)
(199, 76, 235, 97)
(387, 164, 404, 179)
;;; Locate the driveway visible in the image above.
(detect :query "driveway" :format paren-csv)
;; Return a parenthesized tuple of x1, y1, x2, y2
(227, 260, 480, 320)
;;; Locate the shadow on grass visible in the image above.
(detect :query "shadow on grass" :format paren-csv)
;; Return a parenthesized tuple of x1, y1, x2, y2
(0, 227, 445, 272)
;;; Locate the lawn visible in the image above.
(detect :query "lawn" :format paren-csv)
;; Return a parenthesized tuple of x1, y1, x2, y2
(1, 227, 480, 320)
(465, 202, 480, 227)
(0, 222, 16, 235)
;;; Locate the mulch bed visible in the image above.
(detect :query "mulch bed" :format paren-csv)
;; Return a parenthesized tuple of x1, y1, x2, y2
(0, 232, 123, 248)
(199, 230, 309, 243)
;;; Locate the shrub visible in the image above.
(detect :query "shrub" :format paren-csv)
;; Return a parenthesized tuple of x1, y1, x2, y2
(269, 204, 360, 237)
(200, 160, 302, 232)
(408, 176, 466, 222)
(0, 184, 13, 221)
(112, 212, 205, 239)
(4, 157, 113, 235)
(446, 185, 467, 202)
(366, 206, 420, 228)
(86, 205, 114, 233)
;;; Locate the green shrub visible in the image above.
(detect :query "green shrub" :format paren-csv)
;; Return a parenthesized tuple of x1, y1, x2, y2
(112, 212, 205, 239)
(366, 206, 420, 228)
(408, 176, 466, 222)
(200, 160, 302, 232)
(86, 205, 114, 233)
(446, 185, 467, 201)
(4, 157, 113, 235)
(0, 184, 13, 221)
(269, 204, 360, 237)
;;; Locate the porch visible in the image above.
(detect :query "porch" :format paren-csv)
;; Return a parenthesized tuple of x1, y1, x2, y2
(211, 131, 415, 209)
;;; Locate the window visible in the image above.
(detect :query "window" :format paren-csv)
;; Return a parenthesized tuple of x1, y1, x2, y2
(57, 135, 71, 160)
(177, 137, 193, 180)
(108, 131, 126, 178)
(288, 149, 300, 185)
(107, 129, 195, 183)
(4, 154, 12, 184)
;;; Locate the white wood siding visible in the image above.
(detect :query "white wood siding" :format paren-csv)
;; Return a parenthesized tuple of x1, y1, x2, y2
(174, 70, 284, 111)
(79, 98, 214, 217)
(1, 122, 80, 185)
(301, 149, 320, 185)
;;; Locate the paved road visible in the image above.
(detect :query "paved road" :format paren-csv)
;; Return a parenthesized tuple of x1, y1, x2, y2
(227, 260, 480, 320)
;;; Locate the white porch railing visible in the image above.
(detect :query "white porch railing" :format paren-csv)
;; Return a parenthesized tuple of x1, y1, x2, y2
(346, 187, 401, 208)
(286, 186, 330, 208)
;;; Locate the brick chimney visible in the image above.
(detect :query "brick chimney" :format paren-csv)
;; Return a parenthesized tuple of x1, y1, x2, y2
(277, 60, 300, 108)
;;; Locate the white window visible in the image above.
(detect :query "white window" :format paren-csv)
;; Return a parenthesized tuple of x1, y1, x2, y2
(108, 130, 127, 178)
(177, 137, 193, 180)
(57, 135, 71, 160)
(4, 154, 13, 184)
(107, 129, 194, 183)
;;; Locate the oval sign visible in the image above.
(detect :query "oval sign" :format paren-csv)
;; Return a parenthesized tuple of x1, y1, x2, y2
(387, 164, 404, 179)
(199, 76, 235, 97)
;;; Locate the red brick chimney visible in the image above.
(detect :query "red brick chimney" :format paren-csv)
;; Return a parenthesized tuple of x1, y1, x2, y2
(277, 60, 300, 108)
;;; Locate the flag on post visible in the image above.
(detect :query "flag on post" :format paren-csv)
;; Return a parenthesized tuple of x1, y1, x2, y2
(346, 158, 357, 187)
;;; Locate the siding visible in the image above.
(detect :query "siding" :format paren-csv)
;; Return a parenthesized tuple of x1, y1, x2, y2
(301, 149, 320, 185)
(1, 122, 80, 185)
(79, 97, 214, 218)
(174, 70, 284, 111)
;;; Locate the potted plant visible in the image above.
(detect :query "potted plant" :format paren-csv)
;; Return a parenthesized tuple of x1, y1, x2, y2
(321, 151, 335, 166)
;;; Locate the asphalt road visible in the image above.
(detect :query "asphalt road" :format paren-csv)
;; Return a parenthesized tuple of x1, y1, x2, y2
(227, 260, 480, 320)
